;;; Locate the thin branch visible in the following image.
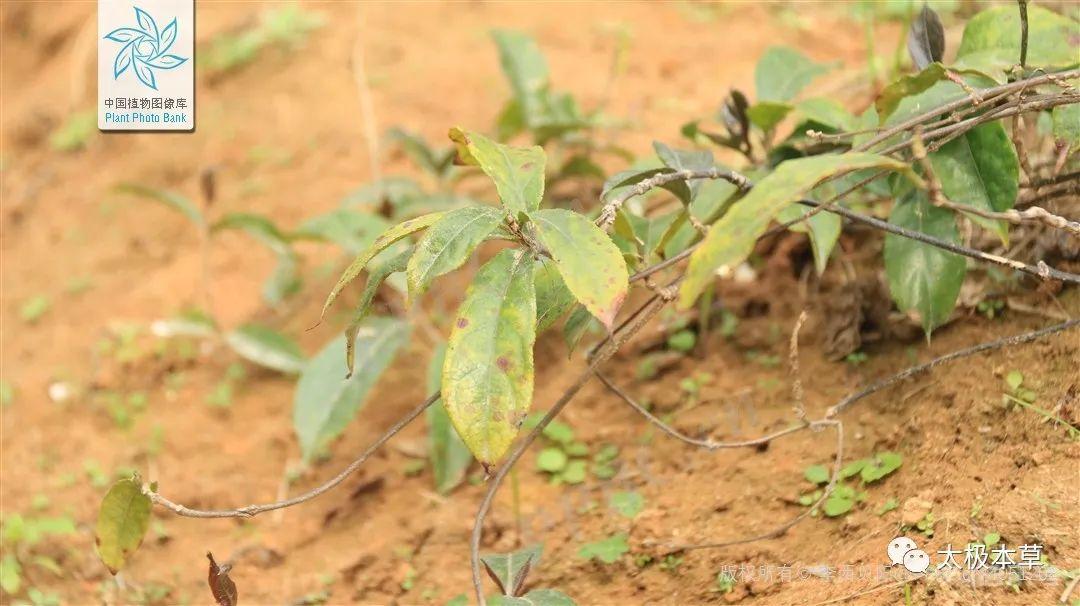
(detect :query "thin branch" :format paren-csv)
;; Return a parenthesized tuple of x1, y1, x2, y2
(825, 319, 1078, 418)
(789, 310, 809, 421)
(804, 200, 1080, 284)
(855, 68, 1080, 152)
(1018, 0, 1029, 69)
(596, 167, 751, 229)
(877, 93, 1079, 157)
(658, 420, 844, 554)
(595, 371, 825, 451)
(150, 393, 440, 518)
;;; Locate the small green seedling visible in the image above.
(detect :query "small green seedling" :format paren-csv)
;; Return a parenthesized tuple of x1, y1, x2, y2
(578, 534, 629, 564)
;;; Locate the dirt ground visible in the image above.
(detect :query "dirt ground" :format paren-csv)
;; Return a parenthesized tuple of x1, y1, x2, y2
(1, 2, 1078, 605)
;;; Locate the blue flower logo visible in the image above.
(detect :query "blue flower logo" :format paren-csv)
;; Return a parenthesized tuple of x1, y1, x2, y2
(103, 6, 188, 90)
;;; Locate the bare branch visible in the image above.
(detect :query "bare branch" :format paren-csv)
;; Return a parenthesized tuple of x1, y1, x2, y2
(789, 310, 809, 420)
(855, 68, 1079, 152)
(596, 167, 751, 229)
(657, 420, 844, 554)
(150, 393, 440, 518)
(826, 319, 1078, 418)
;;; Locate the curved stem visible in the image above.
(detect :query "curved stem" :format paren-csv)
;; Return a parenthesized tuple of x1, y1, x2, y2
(150, 393, 440, 518)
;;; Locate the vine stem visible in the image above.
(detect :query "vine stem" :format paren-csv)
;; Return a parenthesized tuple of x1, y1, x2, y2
(149, 393, 440, 518)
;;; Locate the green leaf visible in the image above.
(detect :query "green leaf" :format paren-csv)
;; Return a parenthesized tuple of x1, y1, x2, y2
(746, 101, 794, 132)
(20, 295, 50, 324)
(776, 202, 841, 275)
(150, 309, 218, 339)
(537, 448, 568, 472)
(562, 305, 595, 355)
(95, 478, 152, 574)
(293, 209, 391, 254)
(345, 248, 412, 374)
(114, 183, 203, 227)
(529, 209, 628, 329)
(804, 464, 830, 485)
(426, 343, 472, 494)
(609, 491, 645, 518)
(225, 324, 305, 374)
(323, 212, 447, 318)
(666, 330, 696, 353)
(492, 30, 550, 123)
(882, 71, 997, 126)
(443, 250, 536, 465)
(680, 153, 918, 308)
(929, 121, 1018, 242)
(407, 206, 503, 300)
(653, 142, 714, 201)
(293, 318, 410, 460)
(955, 5, 1079, 81)
(386, 127, 454, 178)
(755, 46, 829, 103)
(876, 63, 949, 121)
(542, 421, 574, 444)
(481, 543, 542, 597)
(448, 128, 545, 215)
(823, 495, 855, 517)
(984, 532, 1001, 546)
(534, 257, 576, 333)
(216, 212, 304, 306)
(840, 459, 869, 479)
(0, 554, 19, 594)
(796, 98, 856, 132)
(884, 191, 966, 336)
(860, 451, 904, 483)
(601, 167, 693, 207)
(1005, 369, 1024, 391)
(1052, 104, 1080, 153)
(489, 589, 576, 606)
(578, 534, 629, 564)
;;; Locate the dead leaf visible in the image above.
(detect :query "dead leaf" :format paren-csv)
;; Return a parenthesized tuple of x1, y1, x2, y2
(207, 551, 238, 606)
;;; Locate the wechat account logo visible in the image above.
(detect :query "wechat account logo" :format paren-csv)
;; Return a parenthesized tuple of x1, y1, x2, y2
(888, 536, 931, 573)
(103, 6, 188, 90)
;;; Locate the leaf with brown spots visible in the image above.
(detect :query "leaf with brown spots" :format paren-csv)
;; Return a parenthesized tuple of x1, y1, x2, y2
(322, 212, 447, 318)
(207, 552, 238, 606)
(448, 127, 545, 214)
(442, 249, 536, 464)
(529, 209, 628, 330)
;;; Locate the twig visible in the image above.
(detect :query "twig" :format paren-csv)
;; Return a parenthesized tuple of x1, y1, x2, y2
(595, 371, 826, 451)
(877, 93, 1080, 157)
(657, 420, 843, 553)
(789, 310, 808, 421)
(804, 201, 1080, 284)
(913, 128, 1079, 236)
(150, 393, 440, 518)
(855, 69, 1080, 152)
(810, 579, 911, 606)
(596, 167, 751, 229)
(1018, 0, 1029, 69)
(825, 319, 1078, 418)
(1060, 572, 1080, 604)
(614, 162, 1080, 284)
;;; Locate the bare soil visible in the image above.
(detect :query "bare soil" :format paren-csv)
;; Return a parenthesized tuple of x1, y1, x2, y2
(1, 3, 1077, 606)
